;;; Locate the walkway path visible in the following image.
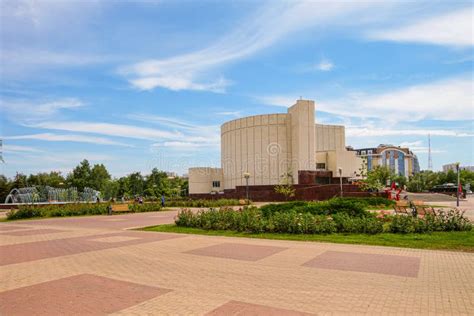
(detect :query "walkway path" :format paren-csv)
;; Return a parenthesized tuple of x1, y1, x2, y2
(1, 211, 473, 315)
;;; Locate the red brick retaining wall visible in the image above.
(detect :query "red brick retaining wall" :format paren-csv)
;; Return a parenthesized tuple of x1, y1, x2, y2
(190, 184, 386, 202)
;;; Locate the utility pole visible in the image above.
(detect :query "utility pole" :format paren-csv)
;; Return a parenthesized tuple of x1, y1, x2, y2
(456, 163, 460, 207)
(428, 134, 433, 171)
(243, 172, 250, 204)
(338, 168, 343, 198)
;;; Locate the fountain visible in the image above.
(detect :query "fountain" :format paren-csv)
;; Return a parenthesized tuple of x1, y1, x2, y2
(4, 186, 101, 204)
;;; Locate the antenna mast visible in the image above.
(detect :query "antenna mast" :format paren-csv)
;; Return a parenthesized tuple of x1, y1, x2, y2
(428, 134, 433, 170)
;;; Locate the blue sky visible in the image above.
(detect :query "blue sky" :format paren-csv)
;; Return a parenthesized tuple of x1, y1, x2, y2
(1, 0, 473, 178)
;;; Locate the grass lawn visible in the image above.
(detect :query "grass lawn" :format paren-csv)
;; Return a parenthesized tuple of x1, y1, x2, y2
(141, 224, 474, 252)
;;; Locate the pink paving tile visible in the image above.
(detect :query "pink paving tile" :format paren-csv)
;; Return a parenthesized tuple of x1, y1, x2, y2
(0, 225, 29, 232)
(207, 300, 313, 315)
(0, 273, 171, 315)
(0, 228, 66, 236)
(0, 231, 184, 266)
(185, 242, 287, 261)
(303, 251, 420, 277)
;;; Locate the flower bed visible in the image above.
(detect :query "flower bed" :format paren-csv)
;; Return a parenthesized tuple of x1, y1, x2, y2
(175, 206, 472, 235)
(166, 199, 243, 208)
(7, 203, 110, 220)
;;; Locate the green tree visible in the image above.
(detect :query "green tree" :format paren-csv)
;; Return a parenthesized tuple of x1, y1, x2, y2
(89, 164, 111, 192)
(67, 160, 92, 191)
(146, 168, 170, 197)
(361, 166, 395, 191)
(27, 171, 65, 187)
(0, 175, 12, 202)
(128, 172, 145, 196)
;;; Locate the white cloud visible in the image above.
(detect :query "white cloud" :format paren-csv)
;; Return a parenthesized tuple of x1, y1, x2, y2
(315, 59, 334, 71)
(399, 141, 423, 148)
(259, 74, 473, 122)
(119, 2, 379, 92)
(367, 7, 473, 47)
(2, 133, 132, 147)
(346, 127, 473, 138)
(398, 141, 445, 154)
(127, 113, 220, 142)
(215, 111, 242, 117)
(30, 121, 181, 141)
(152, 141, 217, 151)
(2, 144, 41, 153)
(1, 98, 84, 122)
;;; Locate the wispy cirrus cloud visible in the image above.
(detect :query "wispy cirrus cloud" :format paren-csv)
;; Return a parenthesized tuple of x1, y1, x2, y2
(2, 133, 132, 147)
(119, 1, 383, 92)
(127, 113, 220, 149)
(215, 111, 242, 117)
(398, 140, 445, 154)
(1, 97, 84, 122)
(259, 74, 473, 122)
(29, 121, 181, 141)
(346, 127, 473, 138)
(2, 144, 42, 153)
(367, 7, 473, 47)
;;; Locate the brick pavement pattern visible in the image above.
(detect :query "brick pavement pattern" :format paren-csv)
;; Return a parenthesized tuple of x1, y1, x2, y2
(0, 211, 473, 315)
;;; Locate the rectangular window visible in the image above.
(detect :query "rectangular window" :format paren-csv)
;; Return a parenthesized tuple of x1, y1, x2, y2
(316, 163, 326, 170)
(212, 181, 220, 188)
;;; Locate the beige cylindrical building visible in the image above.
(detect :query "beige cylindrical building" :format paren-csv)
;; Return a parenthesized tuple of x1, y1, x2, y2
(221, 113, 290, 189)
(189, 99, 363, 194)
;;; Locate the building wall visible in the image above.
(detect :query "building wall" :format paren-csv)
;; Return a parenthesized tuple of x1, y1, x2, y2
(315, 124, 345, 152)
(323, 150, 363, 178)
(288, 100, 316, 183)
(188, 167, 223, 194)
(221, 113, 290, 189)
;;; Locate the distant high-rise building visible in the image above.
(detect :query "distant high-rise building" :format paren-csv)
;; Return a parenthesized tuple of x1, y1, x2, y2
(443, 163, 474, 173)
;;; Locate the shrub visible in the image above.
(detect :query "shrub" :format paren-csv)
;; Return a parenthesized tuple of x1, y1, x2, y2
(128, 203, 161, 212)
(332, 213, 383, 234)
(7, 203, 109, 220)
(261, 198, 370, 218)
(175, 206, 471, 235)
(389, 215, 416, 234)
(167, 199, 242, 208)
(259, 201, 307, 217)
(388, 209, 472, 234)
(429, 209, 472, 232)
(340, 197, 395, 208)
(175, 209, 197, 227)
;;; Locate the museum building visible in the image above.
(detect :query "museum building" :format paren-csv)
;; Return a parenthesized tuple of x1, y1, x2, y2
(189, 99, 364, 195)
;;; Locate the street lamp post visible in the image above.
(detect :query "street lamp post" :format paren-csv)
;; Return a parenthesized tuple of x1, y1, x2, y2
(243, 172, 251, 204)
(338, 167, 343, 198)
(456, 163, 460, 207)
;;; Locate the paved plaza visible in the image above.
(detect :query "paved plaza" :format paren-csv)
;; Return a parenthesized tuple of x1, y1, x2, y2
(1, 211, 473, 315)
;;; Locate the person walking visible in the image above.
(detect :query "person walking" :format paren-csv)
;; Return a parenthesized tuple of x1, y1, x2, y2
(161, 195, 165, 208)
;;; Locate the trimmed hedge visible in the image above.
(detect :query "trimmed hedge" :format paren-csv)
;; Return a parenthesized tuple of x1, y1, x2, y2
(166, 199, 243, 208)
(175, 207, 472, 235)
(260, 198, 368, 218)
(128, 203, 162, 212)
(6, 202, 163, 220)
(7, 203, 109, 220)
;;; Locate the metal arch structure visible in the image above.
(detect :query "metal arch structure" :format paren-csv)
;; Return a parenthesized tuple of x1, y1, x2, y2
(4, 186, 101, 204)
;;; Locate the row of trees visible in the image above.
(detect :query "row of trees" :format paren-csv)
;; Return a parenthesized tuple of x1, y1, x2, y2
(0, 160, 188, 202)
(361, 166, 474, 192)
